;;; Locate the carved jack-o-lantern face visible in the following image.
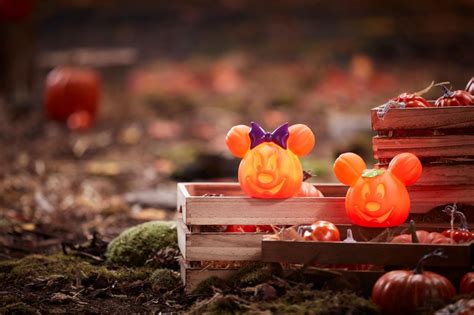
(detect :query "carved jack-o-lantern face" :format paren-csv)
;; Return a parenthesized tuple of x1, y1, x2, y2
(334, 152, 422, 227)
(226, 122, 315, 199)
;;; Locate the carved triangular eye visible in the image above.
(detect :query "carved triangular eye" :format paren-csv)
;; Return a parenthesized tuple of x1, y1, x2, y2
(376, 184, 385, 198)
(362, 183, 370, 200)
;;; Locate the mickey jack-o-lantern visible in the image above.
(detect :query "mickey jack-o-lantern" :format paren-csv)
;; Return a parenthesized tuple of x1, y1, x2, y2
(226, 122, 315, 198)
(333, 152, 422, 227)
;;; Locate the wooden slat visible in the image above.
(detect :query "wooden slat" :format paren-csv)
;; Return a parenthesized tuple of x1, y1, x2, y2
(180, 259, 238, 293)
(371, 106, 474, 131)
(178, 183, 474, 225)
(178, 217, 264, 261)
(376, 162, 474, 186)
(178, 183, 348, 225)
(186, 232, 263, 261)
(261, 240, 472, 267)
(373, 135, 474, 159)
(186, 196, 347, 225)
(177, 218, 188, 259)
(407, 185, 474, 214)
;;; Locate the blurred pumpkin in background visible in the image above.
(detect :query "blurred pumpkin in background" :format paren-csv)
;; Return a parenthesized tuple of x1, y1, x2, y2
(44, 66, 101, 130)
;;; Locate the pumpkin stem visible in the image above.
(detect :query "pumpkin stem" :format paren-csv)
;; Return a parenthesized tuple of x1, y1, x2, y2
(303, 170, 313, 182)
(414, 81, 450, 96)
(409, 220, 419, 243)
(414, 248, 447, 274)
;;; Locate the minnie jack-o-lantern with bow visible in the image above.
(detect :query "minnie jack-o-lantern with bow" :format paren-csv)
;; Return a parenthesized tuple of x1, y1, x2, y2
(333, 152, 422, 227)
(226, 122, 315, 198)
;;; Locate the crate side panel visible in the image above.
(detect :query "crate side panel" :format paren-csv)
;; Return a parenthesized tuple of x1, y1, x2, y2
(376, 163, 474, 186)
(186, 233, 263, 261)
(177, 219, 188, 259)
(408, 185, 474, 213)
(261, 240, 471, 267)
(185, 197, 348, 225)
(373, 135, 474, 160)
(371, 107, 474, 131)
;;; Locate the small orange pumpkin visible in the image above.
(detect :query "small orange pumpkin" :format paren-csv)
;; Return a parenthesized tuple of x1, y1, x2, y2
(391, 220, 452, 244)
(333, 152, 422, 227)
(226, 122, 315, 199)
(296, 182, 324, 197)
(372, 249, 456, 314)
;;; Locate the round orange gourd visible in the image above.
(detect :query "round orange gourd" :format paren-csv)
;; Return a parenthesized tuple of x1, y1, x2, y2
(372, 249, 456, 314)
(333, 152, 422, 227)
(226, 122, 315, 199)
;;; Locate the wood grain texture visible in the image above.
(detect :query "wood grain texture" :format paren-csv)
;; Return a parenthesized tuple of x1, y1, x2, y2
(371, 106, 474, 131)
(178, 218, 264, 261)
(180, 259, 238, 293)
(376, 162, 474, 186)
(261, 240, 472, 267)
(373, 135, 474, 159)
(178, 183, 474, 225)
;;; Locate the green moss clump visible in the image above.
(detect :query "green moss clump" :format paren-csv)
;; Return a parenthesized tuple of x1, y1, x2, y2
(1, 254, 95, 285)
(106, 221, 177, 267)
(149, 268, 181, 291)
(229, 262, 270, 288)
(191, 276, 229, 296)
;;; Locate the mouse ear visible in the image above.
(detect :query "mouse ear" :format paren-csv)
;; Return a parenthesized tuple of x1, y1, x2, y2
(333, 153, 366, 186)
(388, 153, 422, 186)
(287, 124, 315, 156)
(226, 125, 251, 158)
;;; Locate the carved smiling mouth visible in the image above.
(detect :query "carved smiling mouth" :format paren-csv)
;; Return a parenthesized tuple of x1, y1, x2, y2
(246, 176, 287, 195)
(355, 205, 395, 223)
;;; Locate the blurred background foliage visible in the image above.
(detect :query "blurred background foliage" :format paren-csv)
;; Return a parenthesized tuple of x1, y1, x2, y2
(0, 0, 473, 249)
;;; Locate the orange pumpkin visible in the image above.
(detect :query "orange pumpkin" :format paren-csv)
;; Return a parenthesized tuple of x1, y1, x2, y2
(44, 66, 101, 128)
(333, 152, 422, 227)
(460, 272, 474, 294)
(226, 122, 315, 198)
(296, 182, 324, 197)
(390, 220, 452, 244)
(372, 249, 456, 314)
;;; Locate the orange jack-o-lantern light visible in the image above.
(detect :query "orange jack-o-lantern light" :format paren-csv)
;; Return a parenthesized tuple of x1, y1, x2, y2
(226, 122, 315, 198)
(333, 152, 422, 227)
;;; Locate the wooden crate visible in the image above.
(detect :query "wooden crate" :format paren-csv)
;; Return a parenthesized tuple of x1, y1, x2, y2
(371, 105, 474, 162)
(371, 105, 474, 213)
(177, 182, 474, 291)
